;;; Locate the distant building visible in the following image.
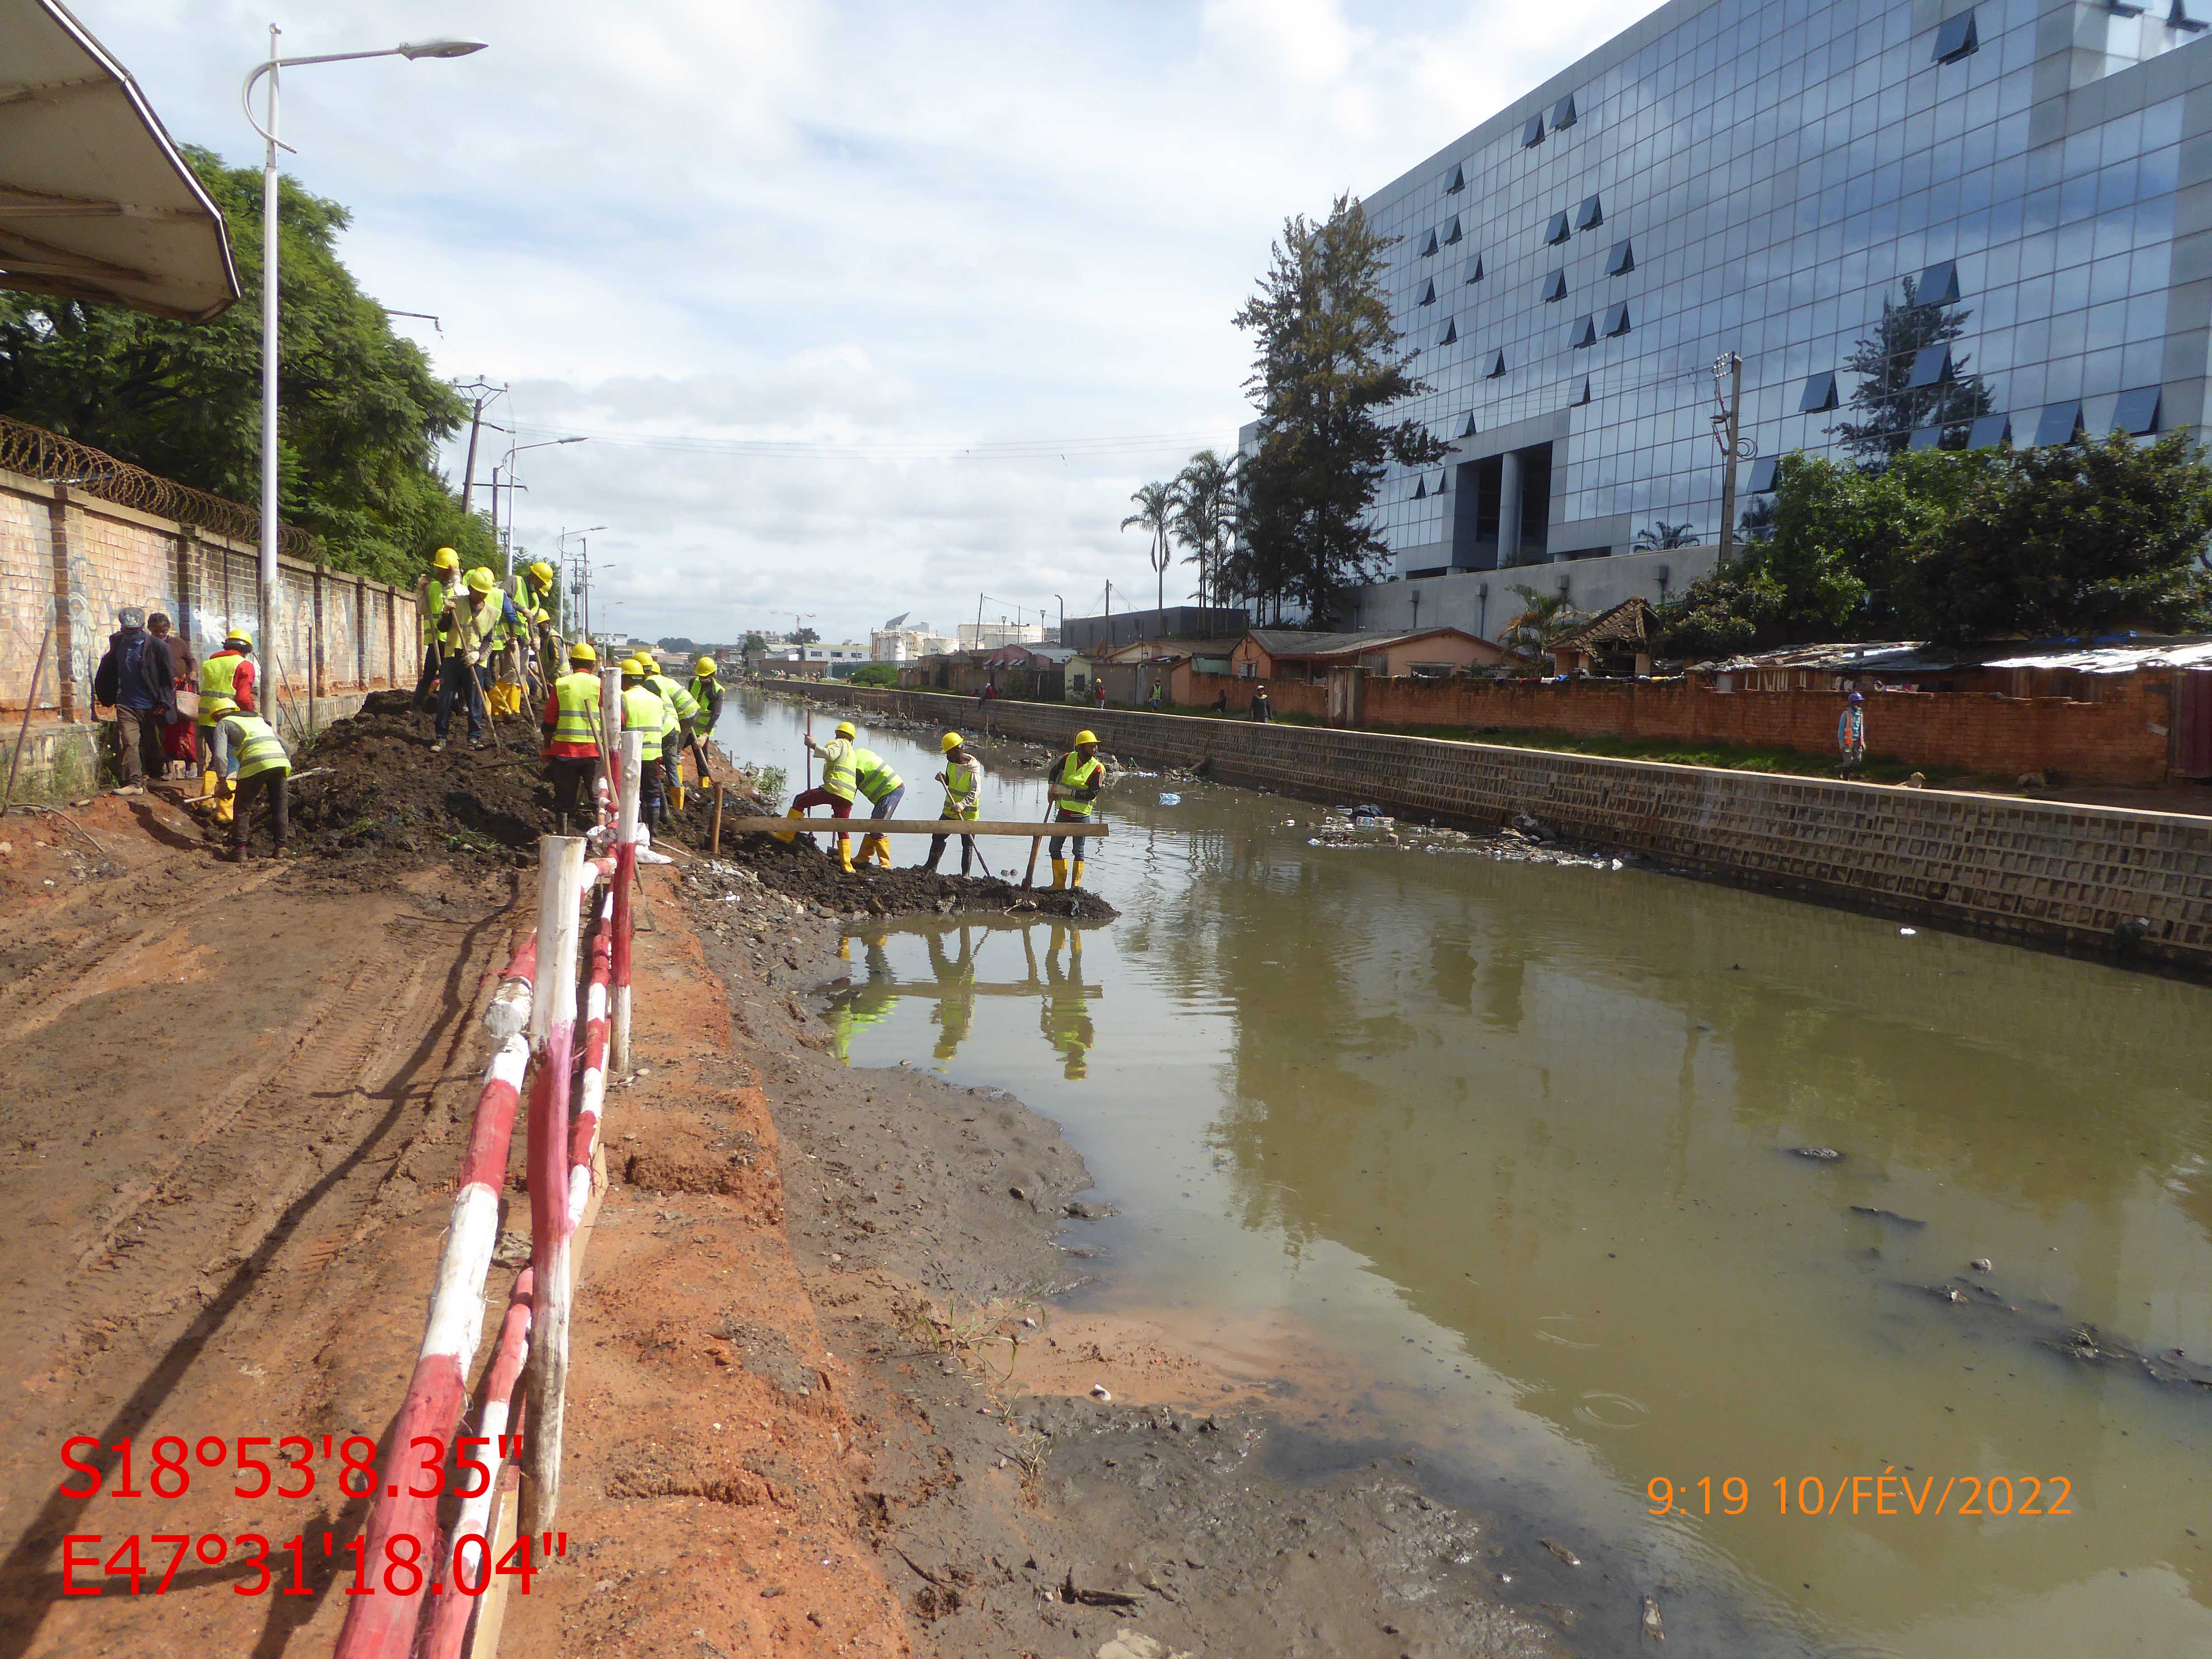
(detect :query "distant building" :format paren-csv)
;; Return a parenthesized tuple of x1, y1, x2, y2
(1060, 606, 1249, 652)
(763, 642, 869, 679)
(1231, 627, 1514, 682)
(871, 624, 955, 661)
(956, 621, 1044, 650)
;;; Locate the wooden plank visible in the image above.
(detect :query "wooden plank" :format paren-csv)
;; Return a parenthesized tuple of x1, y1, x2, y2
(719, 817, 1110, 836)
(459, 1476, 521, 1659)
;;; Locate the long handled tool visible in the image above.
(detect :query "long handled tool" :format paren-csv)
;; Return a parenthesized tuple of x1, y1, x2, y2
(2, 623, 53, 817)
(469, 658, 506, 752)
(1020, 791, 1055, 889)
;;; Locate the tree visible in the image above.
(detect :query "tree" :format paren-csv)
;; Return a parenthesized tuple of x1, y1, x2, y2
(792, 626, 820, 645)
(1905, 430, 2212, 641)
(656, 636, 698, 654)
(1233, 194, 1447, 622)
(1832, 276, 1992, 462)
(1121, 479, 1176, 614)
(0, 147, 492, 585)
(741, 632, 768, 654)
(1633, 520, 1700, 550)
(1498, 586, 1583, 661)
(1170, 447, 1238, 611)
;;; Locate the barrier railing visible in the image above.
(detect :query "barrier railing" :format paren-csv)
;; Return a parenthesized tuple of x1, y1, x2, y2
(333, 729, 644, 1659)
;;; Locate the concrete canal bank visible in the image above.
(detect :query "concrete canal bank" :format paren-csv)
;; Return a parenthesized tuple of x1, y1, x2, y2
(767, 679, 2212, 974)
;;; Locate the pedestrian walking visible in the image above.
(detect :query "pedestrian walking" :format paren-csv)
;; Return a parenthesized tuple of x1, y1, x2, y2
(921, 731, 982, 875)
(91, 605, 176, 790)
(1249, 683, 1272, 722)
(1045, 728, 1104, 891)
(1836, 690, 1866, 777)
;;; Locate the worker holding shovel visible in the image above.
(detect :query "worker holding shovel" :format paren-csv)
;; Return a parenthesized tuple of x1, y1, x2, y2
(1045, 729, 1104, 892)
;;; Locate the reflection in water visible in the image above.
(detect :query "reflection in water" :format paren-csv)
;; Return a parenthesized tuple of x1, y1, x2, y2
(718, 691, 2212, 1659)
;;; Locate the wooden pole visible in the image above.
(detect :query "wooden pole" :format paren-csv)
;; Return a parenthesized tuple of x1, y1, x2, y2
(1021, 794, 1055, 889)
(521, 834, 587, 1538)
(609, 731, 641, 1074)
(2, 624, 53, 816)
(717, 816, 1108, 837)
(710, 779, 724, 856)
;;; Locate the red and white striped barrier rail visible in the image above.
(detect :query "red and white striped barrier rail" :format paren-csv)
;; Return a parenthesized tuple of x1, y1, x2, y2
(419, 1270, 533, 1659)
(569, 895, 614, 1229)
(483, 931, 537, 1043)
(610, 730, 642, 1073)
(330, 939, 535, 1659)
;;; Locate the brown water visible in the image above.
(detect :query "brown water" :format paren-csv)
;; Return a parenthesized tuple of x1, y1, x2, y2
(727, 692, 2212, 1657)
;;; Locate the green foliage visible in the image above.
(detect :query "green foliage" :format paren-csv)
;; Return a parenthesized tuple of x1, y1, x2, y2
(0, 147, 492, 585)
(847, 661, 899, 687)
(1832, 276, 1992, 461)
(1232, 194, 1447, 621)
(1120, 480, 1176, 612)
(656, 637, 699, 654)
(792, 627, 820, 645)
(1633, 520, 1700, 550)
(1170, 448, 1238, 609)
(1498, 586, 1582, 660)
(1906, 431, 2212, 641)
(741, 632, 768, 653)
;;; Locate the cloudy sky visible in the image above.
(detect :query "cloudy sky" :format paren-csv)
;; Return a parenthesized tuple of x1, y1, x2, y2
(97, 0, 1655, 645)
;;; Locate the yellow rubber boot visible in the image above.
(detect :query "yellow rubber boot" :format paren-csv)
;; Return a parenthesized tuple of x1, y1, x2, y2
(773, 806, 802, 844)
(215, 777, 235, 825)
(1049, 858, 1068, 891)
(198, 767, 216, 801)
(1071, 858, 1086, 890)
(872, 835, 893, 867)
(837, 834, 855, 874)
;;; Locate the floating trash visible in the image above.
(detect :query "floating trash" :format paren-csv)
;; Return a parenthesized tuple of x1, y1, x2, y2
(1158, 792, 1181, 806)
(1899, 927, 1918, 936)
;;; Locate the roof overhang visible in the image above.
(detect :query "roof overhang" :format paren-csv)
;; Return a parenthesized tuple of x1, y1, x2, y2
(0, 0, 240, 322)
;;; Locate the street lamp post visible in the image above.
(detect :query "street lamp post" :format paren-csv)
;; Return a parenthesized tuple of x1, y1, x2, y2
(243, 30, 485, 707)
(498, 437, 587, 577)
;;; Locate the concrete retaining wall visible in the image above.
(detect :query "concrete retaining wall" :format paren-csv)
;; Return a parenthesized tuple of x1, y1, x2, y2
(766, 678, 2212, 975)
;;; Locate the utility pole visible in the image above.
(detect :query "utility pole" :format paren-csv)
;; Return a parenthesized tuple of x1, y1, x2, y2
(455, 378, 506, 516)
(1711, 351, 1745, 568)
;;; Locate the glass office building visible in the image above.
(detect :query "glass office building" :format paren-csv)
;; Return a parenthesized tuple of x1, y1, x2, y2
(1361, 0, 2212, 590)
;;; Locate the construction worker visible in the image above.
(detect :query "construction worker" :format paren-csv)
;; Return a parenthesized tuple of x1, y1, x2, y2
(195, 627, 258, 806)
(216, 703, 291, 861)
(414, 547, 460, 712)
(501, 561, 559, 713)
(849, 740, 904, 868)
(540, 640, 604, 827)
(790, 718, 860, 872)
(921, 731, 982, 875)
(1045, 729, 1104, 891)
(434, 568, 514, 751)
(619, 656, 669, 835)
(642, 659, 702, 809)
(687, 656, 724, 731)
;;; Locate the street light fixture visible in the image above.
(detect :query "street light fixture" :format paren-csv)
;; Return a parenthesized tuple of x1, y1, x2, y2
(242, 28, 486, 703)
(496, 437, 587, 576)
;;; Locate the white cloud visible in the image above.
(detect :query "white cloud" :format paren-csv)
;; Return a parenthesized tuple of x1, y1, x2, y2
(84, 0, 1665, 644)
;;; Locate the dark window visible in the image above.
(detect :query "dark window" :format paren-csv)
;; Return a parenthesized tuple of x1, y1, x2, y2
(1419, 229, 1439, 257)
(1800, 371, 1839, 412)
(2174, 1, 2208, 33)
(1414, 478, 1428, 499)
(1551, 93, 1577, 130)
(1603, 301, 1632, 336)
(1541, 269, 1568, 302)
(2033, 401, 2084, 446)
(1966, 413, 2011, 448)
(1571, 376, 1592, 407)
(1570, 314, 1597, 348)
(1443, 162, 1466, 192)
(1746, 456, 1780, 493)
(2107, 0, 2146, 16)
(1484, 350, 1507, 378)
(1933, 9, 1978, 61)
(1907, 426, 1945, 451)
(1433, 470, 1448, 494)
(1606, 239, 1635, 276)
(2114, 386, 2162, 434)
(1906, 345, 1952, 388)
(1418, 277, 1437, 305)
(1576, 194, 1604, 230)
(1442, 215, 1463, 244)
(1915, 260, 1960, 305)
(1545, 210, 1572, 244)
(1437, 317, 1458, 347)
(1460, 412, 1479, 438)
(1462, 252, 1485, 284)
(1521, 112, 1545, 147)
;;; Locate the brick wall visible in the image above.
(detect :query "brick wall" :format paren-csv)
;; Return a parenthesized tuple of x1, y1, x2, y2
(1169, 668, 2172, 787)
(769, 679, 2212, 975)
(1, 468, 416, 726)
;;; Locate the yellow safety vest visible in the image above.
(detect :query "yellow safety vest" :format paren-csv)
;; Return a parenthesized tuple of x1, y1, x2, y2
(621, 684, 665, 762)
(422, 577, 449, 645)
(1054, 751, 1103, 817)
(942, 758, 979, 819)
(552, 671, 602, 750)
(852, 746, 902, 804)
(818, 737, 857, 802)
(197, 651, 245, 726)
(647, 674, 699, 726)
(218, 712, 290, 781)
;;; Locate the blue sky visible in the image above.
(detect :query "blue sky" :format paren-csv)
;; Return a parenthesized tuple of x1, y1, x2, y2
(91, 0, 1656, 644)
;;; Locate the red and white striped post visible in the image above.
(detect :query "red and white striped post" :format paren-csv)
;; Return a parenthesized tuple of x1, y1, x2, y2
(599, 665, 623, 824)
(419, 1271, 534, 1659)
(483, 928, 537, 1043)
(570, 895, 614, 1230)
(522, 834, 588, 1537)
(330, 962, 535, 1659)
(609, 729, 642, 1073)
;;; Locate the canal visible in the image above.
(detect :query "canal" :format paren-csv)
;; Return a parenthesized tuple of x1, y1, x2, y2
(719, 689, 2212, 1658)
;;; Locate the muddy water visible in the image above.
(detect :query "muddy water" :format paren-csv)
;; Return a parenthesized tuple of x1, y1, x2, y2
(721, 691, 2212, 1658)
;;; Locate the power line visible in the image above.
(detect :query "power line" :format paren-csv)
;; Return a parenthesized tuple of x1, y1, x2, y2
(510, 422, 1239, 463)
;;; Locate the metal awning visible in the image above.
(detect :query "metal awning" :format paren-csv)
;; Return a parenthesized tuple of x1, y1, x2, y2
(0, 0, 239, 321)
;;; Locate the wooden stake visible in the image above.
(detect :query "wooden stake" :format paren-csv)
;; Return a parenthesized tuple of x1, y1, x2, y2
(2, 624, 53, 816)
(610, 731, 641, 1074)
(710, 779, 725, 856)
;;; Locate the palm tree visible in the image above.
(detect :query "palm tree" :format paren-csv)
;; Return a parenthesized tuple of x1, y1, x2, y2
(1499, 585, 1582, 662)
(1634, 520, 1701, 551)
(1122, 480, 1176, 614)
(1170, 448, 1239, 611)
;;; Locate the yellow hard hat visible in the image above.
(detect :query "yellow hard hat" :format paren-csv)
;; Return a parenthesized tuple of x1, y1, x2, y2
(432, 546, 459, 571)
(224, 627, 253, 650)
(1073, 729, 1099, 746)
(621, 657, 649, 679)
(834, 720, 856, 739)
(695, 656, 717, 676)
(568, 641, 598, 665)
(532, 606, 549, 624)
(465, 566, 496, 593)
(940, 731, 963, 753)
(529, 560, 556, 586)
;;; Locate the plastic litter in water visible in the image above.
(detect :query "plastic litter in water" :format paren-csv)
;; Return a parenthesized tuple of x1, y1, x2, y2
(1158, 792, 1181, 806)
(1898, 927, 1918, 936)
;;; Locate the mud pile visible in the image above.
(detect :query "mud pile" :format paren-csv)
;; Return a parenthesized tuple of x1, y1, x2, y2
(689, 834, 1118, 921)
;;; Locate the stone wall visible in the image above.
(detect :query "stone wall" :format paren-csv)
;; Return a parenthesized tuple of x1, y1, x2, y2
(768, 679, 2212, 975)
(1164, 668, 2175, 786)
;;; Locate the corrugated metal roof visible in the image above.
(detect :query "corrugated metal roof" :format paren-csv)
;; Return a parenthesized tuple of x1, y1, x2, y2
(1981, 640, 2212, 673)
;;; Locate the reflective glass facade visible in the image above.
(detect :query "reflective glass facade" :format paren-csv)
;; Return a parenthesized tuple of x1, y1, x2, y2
(1363, 0, 2212, 585)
